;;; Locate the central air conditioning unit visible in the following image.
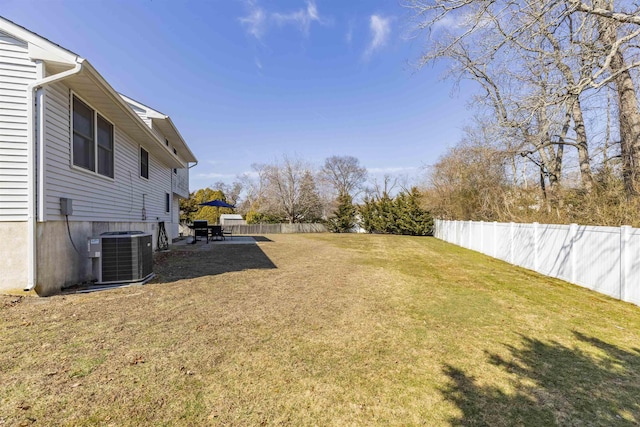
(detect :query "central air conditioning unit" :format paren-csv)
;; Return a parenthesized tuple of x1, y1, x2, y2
(88, 231, 154, 284)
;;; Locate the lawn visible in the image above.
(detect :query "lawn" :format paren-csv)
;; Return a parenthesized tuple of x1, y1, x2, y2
(1, 234, 639, 426)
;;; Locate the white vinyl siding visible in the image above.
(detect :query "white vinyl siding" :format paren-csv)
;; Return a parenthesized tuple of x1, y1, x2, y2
(0, 31, 36, 221)
(121, 99, 191, 199)
(173, 166, 189, 198)
(171, 194, 181, 238)
(127, 102, 152, 127)
(43, 81, 173, 223)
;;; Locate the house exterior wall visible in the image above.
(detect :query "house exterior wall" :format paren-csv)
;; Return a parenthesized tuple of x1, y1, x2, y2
(172, 194, 181, 239)
(0, 30, 36, 221)
(0, 24, 194, 295)
(173, 166, 189, 198)
(0, 222, 28, 292)
(126, 102, 190, 198)
(30, 81, 181, 294)
(42, 81, 174, 225)
(35, 220, 160, 296)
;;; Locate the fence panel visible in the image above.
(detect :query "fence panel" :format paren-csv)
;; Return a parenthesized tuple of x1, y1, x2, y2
(537, 224, 572, 281)
(627, 229, 640, 305)
(484, 222, 497, 258)
(434, 220, 640, 307)
(459, 221, 470, 248)
(513, 224, 535, 270)
(494, 223, 512, 263)
(574, 226, 620, 298)
(228, 223, 328, 235)
(468, 221, 483, 253)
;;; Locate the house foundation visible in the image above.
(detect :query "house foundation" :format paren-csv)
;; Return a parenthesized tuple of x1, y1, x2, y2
(0, 222, 28, 293)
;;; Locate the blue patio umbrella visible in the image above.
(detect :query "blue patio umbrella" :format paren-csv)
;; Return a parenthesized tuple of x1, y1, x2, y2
(199, 199, 235, 208)
(198, 199, 235, 224)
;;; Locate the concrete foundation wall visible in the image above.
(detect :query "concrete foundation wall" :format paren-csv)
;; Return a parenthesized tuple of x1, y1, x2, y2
(35, 220, 162, 296)
(0, 222, 28, 293)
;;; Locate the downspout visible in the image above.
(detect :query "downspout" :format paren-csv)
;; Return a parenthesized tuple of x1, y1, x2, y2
(25, 59, 83, 292)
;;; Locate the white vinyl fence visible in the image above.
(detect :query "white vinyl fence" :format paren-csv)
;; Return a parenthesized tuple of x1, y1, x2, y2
(434, 219, 640, 306)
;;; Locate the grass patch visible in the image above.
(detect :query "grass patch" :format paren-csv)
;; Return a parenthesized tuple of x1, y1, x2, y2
(1, 234, 639, 426)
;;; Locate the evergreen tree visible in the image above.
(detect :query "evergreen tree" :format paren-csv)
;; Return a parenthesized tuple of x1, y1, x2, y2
(357, 188, 433, 235)
(328, 192, 357, 233)
(359, 196, 378, 233)
(394, 188, 433, 235)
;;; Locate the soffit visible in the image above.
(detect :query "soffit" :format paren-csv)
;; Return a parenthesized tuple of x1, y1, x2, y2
(64, 68, 184, 169)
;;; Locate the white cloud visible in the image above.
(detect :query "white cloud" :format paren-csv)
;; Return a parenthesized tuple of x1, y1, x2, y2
(196, 172, 237, 180)
(345, 19, 354, 45)
(239, 1, 267, 41)
(368, 166, 417, 174)
(254, 57, 263, 70)
(364, 14, 391, 58)
(272, 0, 323, 35)
(240, 0, 325, 40)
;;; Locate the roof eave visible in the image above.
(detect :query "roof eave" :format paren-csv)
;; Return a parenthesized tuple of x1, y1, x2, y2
(119, 93, 197, 164)
(78, 61, 184, 169)
(151, 116, 198, 163)
(0, 16, 79, 65)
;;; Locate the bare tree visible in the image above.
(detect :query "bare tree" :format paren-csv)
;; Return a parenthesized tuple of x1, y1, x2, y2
(404, 0, 640, 197)
(590, 1, 640, 195)
(252, 156, 323, 223)
(425, 131, 509, 221)
(320, 155, 368, 198)
(211, 181, 243, 206)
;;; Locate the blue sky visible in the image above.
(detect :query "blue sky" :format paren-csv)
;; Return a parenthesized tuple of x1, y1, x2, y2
(2, 0, 475, 191)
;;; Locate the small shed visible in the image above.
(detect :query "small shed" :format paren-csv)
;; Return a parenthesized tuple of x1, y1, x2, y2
(220, 214, 245, 226)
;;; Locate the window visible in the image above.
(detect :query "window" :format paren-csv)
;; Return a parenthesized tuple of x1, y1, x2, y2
(173, 168, 177, 174)
(97, 115, 114, 178)
(165, 138, 169, 147)
(140, 147, 149, 179)
(165, 193, 170, 213)
(72, 96, 114, 178)
(72, 97, 94, 171)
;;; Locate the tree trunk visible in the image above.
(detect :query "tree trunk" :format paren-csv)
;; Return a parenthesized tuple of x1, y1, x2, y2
(571, 98, 595, 191)
(597, 12, 640, 196)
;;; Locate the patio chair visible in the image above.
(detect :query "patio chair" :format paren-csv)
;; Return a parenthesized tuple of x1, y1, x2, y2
(223, 225, 234, 240)
(210, 225, 224, 241)
(192, 220, 210, 243)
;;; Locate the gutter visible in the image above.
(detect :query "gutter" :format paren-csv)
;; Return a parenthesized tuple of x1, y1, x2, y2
(25, 59, 83, 292)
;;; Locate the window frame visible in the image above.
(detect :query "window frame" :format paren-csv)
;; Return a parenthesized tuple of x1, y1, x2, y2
(140, 147, 149, 180)
(96, 113, 114, 178)
(165, 193, 170, 213)
(71, 93, 115, 180)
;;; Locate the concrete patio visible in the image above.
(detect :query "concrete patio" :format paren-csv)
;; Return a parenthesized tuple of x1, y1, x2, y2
(172, 235, 259, 248)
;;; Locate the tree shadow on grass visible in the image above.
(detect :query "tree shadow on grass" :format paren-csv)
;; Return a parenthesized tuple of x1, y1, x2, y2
(153, 244, 277, 283)
(442, 331, 640, 426)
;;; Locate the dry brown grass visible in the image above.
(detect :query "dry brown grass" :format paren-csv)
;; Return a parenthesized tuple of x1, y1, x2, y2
(1, 234, 640, 426)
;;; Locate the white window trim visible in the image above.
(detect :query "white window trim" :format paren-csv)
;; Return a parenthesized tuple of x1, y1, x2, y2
(70, 91, 115, 181)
